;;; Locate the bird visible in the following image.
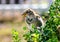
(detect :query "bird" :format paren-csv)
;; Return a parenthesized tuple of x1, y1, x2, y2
(22, 9, 45, 30)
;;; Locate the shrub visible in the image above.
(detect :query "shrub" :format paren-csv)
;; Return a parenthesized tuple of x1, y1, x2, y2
(23, 0, 60, 42)
(12, 29, 21, 42)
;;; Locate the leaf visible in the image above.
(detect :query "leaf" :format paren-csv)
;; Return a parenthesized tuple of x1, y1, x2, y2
(23, 26, 27, 30)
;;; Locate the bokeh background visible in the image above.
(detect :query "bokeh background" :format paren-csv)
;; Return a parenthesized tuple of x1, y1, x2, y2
(0, 0, 52, 42)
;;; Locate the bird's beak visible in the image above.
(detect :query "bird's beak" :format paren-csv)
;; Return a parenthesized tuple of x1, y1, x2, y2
(22, 12, 27, 18)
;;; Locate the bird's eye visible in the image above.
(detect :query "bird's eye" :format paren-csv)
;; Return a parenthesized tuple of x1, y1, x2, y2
(31, 19, 33, 21)
(28, 18, 30, 20)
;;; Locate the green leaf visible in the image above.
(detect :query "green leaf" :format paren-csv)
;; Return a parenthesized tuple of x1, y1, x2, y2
(23, 26, 27, 30)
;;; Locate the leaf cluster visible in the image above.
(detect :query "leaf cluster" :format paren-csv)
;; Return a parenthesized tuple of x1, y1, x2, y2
(12, 29, 21, 42)
(23, 0, 60, 42)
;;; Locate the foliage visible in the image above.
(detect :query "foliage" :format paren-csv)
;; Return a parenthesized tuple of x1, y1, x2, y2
(49, 0, 60, 17)
(23, 0, 60, 42)
(23, 26, 27, 30)
(12, 29, 21, 42)
(12, 0, 60, 42)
